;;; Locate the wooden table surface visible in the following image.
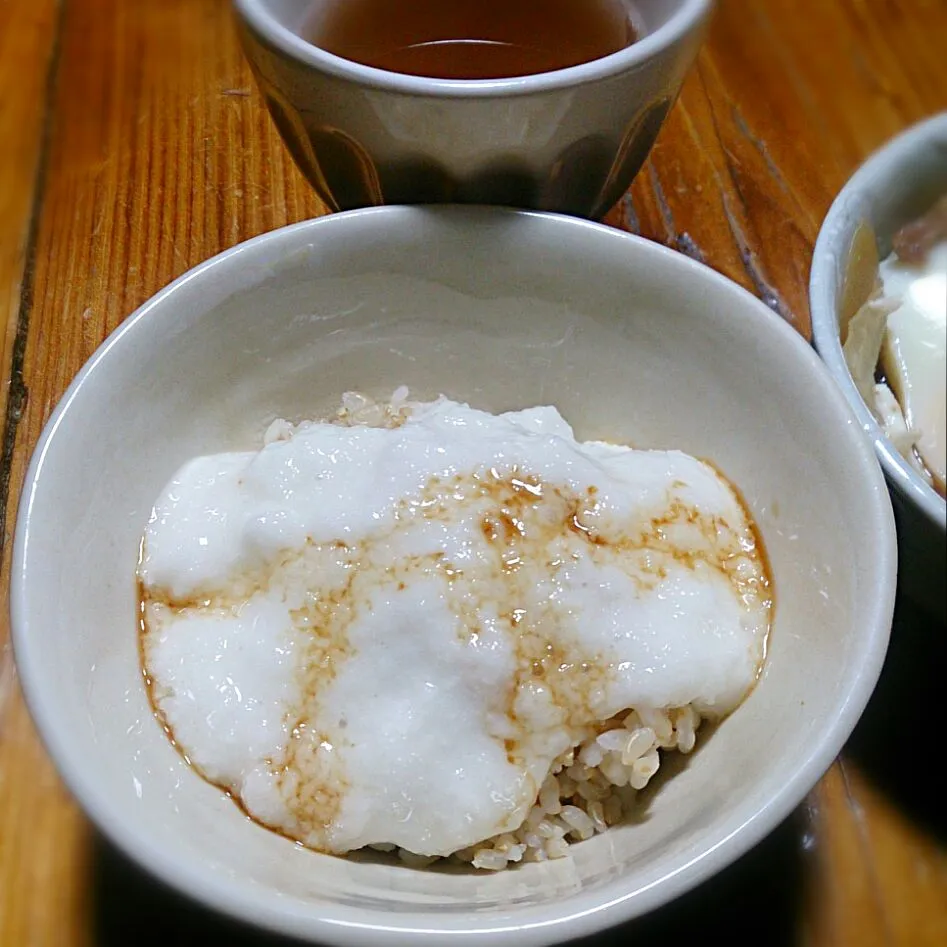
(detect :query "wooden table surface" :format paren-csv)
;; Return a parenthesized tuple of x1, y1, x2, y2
(1, 1, 945, 944)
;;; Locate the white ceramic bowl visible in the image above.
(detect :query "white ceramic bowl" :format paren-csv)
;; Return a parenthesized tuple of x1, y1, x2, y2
(810, 112, 947, 620)
(13, 207, 895, 946)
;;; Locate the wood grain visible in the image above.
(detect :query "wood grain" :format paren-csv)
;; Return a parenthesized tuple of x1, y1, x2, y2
(0, 0, 59, 547)
(0, 7, 69, 944)
(1, 0, 946, 944)
(606, 0, 947, 338)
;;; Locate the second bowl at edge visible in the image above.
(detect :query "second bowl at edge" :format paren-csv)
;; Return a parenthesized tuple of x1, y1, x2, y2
(13, 207, 896, 946)
(234, 0, 712, 216)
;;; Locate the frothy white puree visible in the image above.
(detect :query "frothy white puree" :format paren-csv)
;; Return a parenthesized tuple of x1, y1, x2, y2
(140, 399, 770, 857)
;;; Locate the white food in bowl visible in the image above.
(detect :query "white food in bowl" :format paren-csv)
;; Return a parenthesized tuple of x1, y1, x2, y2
(878, 242, 946, 491)
(139, 393, 771, 868)
(12, 207, 896, 946)
(842, 205, 946, 496)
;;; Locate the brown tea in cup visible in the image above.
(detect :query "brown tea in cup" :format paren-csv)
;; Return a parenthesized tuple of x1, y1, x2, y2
(303, 0, 639, 80)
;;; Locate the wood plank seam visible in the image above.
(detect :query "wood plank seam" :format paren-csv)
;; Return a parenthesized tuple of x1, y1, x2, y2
(0, 0, 64, 569)
(616, 192, 640, 234)
(693, 59, 794, 324)
(641, 160, 705, 263)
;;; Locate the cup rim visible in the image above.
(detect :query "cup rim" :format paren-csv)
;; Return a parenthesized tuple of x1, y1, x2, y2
(809, 111, 947, 533)
(13, 205, 896, 946)
(232, 0, 713, 97)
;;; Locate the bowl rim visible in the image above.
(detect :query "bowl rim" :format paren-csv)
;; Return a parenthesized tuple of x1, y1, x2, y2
(232, 0, 713, 98)
(809, 110, 947, 533)
(12, 206, 897, 945)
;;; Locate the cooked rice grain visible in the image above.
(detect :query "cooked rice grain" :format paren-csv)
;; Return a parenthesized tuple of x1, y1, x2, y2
(403, 705, 701, 871)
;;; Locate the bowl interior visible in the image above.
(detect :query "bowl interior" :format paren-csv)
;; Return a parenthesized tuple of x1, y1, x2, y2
(14, 207, 894, 945)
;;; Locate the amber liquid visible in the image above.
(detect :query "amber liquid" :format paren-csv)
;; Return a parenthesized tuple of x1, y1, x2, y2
(303, 0, 638, 80)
